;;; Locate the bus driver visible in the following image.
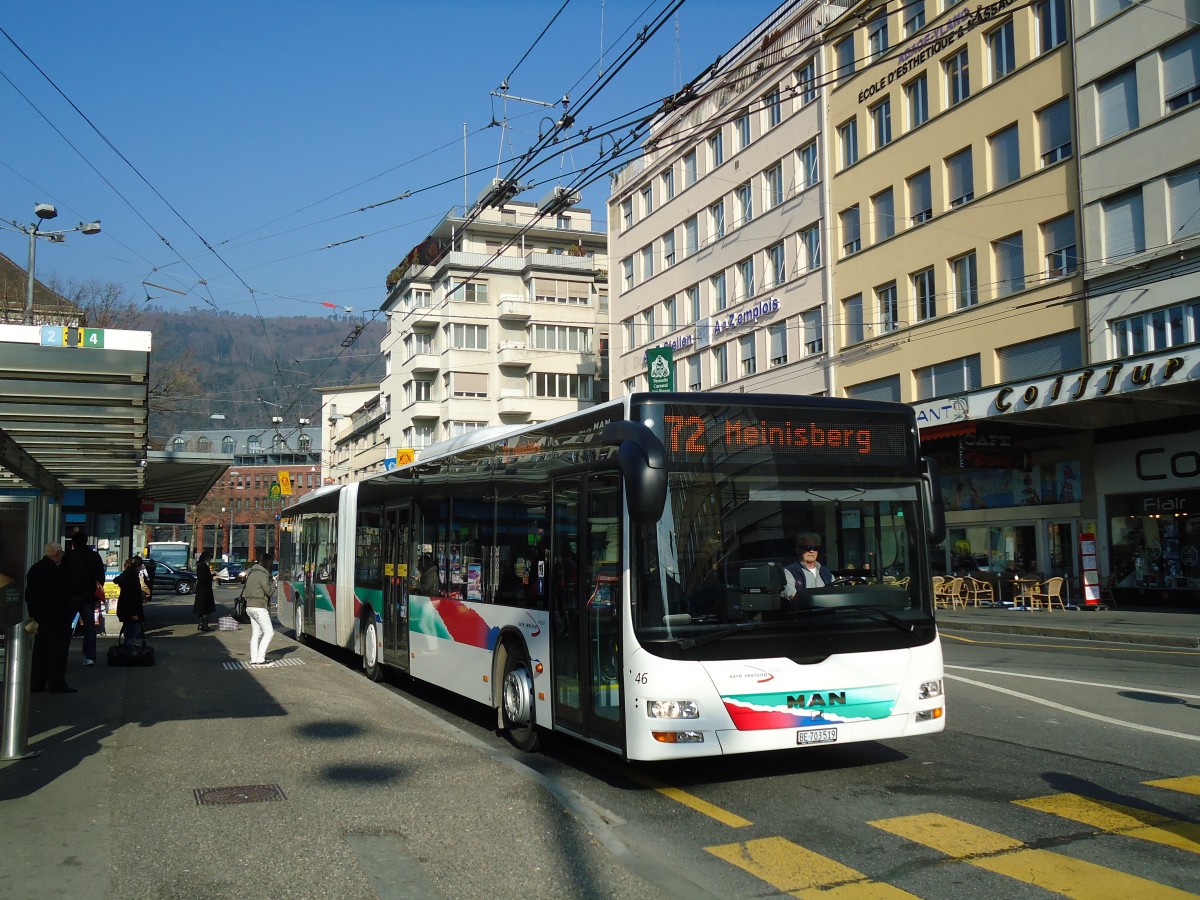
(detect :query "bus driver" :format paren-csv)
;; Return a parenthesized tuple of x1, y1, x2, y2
(783, 532, 833, 602)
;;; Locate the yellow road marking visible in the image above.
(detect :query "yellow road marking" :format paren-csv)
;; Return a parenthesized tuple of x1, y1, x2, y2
(1148, 776, 1200, 797)
(1017, 793, 1200, 855)
(871, 813, 1197, 899)
(706, 836, 919, 898)
(596, 763, 752, 828)
(939, 632, 1200, 655)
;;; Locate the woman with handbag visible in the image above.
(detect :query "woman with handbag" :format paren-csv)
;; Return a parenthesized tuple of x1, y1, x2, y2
(194, 550, 216, 631)
(114, 557, 145, 646)
(243, 551, 276, 667)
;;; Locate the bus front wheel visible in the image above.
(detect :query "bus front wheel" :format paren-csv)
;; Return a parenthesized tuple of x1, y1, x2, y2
(294, 604, 306, 645)
(501, 649, 541, 752)
(361, 612, 382, 682)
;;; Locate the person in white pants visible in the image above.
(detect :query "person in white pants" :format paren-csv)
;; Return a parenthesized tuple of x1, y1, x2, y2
(242, 552, 276, 667)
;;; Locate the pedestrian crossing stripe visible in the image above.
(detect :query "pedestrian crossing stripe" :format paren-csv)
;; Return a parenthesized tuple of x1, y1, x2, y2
(706, 836, 919, 898)
(221, 658, 305, 670)
(1015, 793, 1200, 855)
(868, 812, 1196, 899)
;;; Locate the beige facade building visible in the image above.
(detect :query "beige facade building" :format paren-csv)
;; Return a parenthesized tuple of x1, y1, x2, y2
(317, 383, 384, 485)
(380, 202, 609, 451)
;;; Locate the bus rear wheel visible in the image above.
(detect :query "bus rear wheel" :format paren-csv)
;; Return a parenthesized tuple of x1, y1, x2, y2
(294, 604, 306, 645)
(361, 612, 382, 682)
(501, 649, 541, 752)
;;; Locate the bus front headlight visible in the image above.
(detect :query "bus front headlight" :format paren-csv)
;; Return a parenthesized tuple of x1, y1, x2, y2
(646, 699, 700, 719)
(918, 680, 943, 700)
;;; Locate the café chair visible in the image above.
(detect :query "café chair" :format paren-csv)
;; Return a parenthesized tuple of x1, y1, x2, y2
(934, 576, 964, 609)
(964, 576, 995, 607)
(1028, 576, 1066, 611)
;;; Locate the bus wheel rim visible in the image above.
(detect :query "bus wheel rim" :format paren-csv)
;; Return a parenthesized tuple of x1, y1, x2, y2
(503, 663, 533, 727)
(364, 621, 377, 668)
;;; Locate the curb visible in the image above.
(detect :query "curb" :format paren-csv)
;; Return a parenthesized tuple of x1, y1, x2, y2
(937, 618, 1200, 649)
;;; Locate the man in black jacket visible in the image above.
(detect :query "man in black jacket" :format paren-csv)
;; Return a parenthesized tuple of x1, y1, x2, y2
(25, 542, 76, 693)
(62, 531, 106, 666)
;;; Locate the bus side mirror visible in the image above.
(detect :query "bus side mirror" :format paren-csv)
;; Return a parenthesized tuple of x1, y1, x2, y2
(922, 457, 946, 545)
(601, 420, 667, 525)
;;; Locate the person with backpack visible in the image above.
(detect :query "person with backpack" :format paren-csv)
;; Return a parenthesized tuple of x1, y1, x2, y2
(243, 551, 276, 667)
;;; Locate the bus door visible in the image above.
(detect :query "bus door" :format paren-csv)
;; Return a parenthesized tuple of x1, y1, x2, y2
(383, 505, 411, 672)
(551, 472, 623, 750)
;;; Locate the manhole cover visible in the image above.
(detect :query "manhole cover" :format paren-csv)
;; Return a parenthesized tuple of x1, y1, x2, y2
(194, 784, 287, 805)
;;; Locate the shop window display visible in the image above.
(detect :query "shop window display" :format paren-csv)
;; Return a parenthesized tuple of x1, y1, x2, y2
(1110, 514, 1199, 591)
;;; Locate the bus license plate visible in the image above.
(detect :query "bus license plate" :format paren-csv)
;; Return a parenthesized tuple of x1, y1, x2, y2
(797, 728, 837, 746)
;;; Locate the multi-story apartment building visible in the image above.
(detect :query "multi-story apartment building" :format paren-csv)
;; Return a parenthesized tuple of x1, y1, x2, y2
(381, 201, 609, 449)
(609, 0, 1199, 607)
(316, 382, 384, 484)
(609, 0, 836, 396)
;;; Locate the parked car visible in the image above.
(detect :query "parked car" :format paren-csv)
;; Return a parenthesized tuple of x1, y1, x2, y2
(149, 561, 196, 595)
(216, 563, 245, 584)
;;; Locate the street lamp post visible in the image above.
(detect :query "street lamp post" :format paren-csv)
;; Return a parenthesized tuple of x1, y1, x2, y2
(16, 203, 102, 325)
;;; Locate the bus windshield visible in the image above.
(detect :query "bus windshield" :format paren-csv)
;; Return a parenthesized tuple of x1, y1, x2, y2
(631, 399, 932, 651)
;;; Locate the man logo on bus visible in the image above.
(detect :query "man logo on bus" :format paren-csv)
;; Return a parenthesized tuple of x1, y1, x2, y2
(787, 691, 847, 709)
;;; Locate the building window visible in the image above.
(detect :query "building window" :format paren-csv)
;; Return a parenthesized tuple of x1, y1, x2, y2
(641, 244, 654, 280)
(989, 124, 1020, 190)
(739, 334, 757, 376)
(835, 35, 855, 79)
(945, 50, 970, 105)
(1163, 31, 1200, 112)
(171, 437, 186, 452)
(661, 167, 675, 201)
(764, 87, 782, 129)
(916, 355, 982, 401)
(247, 435, 261, 453)
(1168, 168, 1200, 242)
(947, 148, 974, 207)
(736, 110, 751, 149)
(714, 344, 729, 384)
(662, 231, 676, 268)
(769, 242, 786, 287)
(913, 267, 936, 321)
(447, 421, 487, 439)
(998, 331, 1081, 381)
(904, 1, 926, 37)
(623, 318, 635, 350)
(1036, 0, 1068, 54)
(993, 233, 1025, 298)
(1098, 66, 1138, 142)
(641, 185, 653, 215)
(1095, 0, 1133, 20)
(803, 308, 824, 354)
(687, 284, 701, 322)
(737, 257, 756, 300)
(621, 256, 634, 290)
(530, 324, 591, 351)
(412, 378, 433, 402)
(1102, 189, 1146, 261)
(870, 97, 892, 149)
(951, 251, 979, 308)
(1038, 97, 1072, 165)
(1112, 300, 1199, 358)
(906, 74, 929, 129)
(868, 14, 889, 60)
(765, 162, 784, 210)
(687, 355, 702, 392)
(709, 131, 724, 168)
(665, 295, 678, 331)
(683, 150, 698, 187)
(621, 197, 633, 230)
(840, 205, 861, 256)
(709, 200, 725, 241)
(800, 222, 822, 270)
(449, 323, 487, 349)
(684, 215, 698, 258)
(844, 293, 865, 344)
(798, 140, 819, 189)
(737, 181, 754, 226)
(839, 118, 859, 168)
(450, 372, 488, 398)
(222, 436, 235, 454)
(711, 271, 727, 311)
(877, 281, 899, 332)
(872, 188, 895, 242)
(532, 373, 593, 399)
(796, 60, 817, 104)
(1042, 214, 1077, 277)
(769, 322, 788, 366)
(445, 277, 488, 303)
(908, 168, 933, 224)
(988, 20, 1015, 82)
(644, 307, 657, 343)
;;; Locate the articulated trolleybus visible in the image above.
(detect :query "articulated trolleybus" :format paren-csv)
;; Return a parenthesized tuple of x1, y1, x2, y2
(279, 393, 947, 761)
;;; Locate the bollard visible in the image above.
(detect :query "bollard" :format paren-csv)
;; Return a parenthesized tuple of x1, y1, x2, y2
(1, 622, 41, 760)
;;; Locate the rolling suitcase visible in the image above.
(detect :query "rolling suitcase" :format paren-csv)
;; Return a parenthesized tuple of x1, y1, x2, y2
(107, 623, 156, 667)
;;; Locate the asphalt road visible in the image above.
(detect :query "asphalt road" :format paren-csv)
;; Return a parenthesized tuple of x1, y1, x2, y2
(360, 627, 1200, 898)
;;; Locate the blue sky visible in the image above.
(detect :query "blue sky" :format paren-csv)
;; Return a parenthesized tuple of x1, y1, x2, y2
(1, 1, 781, 320)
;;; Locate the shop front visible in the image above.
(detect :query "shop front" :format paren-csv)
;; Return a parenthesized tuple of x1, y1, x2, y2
(1095, 431, 1200, 609)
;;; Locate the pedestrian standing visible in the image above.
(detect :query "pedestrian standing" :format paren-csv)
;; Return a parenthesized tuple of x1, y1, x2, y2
(114, 557, 146, 647)
(194, 550, 215, 631)
(25, 542, 75, 693)
(243, 550, 276, 667)
(61, 531, 106, 666)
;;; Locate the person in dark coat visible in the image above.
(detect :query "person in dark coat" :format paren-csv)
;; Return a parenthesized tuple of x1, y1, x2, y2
(62, 531, 106, 666)
(193, 550, 216, 631)
(25, 542, 75, 693)
(114, 556, 146, 647)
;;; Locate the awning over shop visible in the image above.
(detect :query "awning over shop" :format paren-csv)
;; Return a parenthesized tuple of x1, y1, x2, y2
(144, 451, 232, 503)
(919, 421, 976, 441)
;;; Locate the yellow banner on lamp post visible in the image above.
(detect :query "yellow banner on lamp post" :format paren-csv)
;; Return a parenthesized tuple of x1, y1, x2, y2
(278, 471, 293, 496)
(395, 448, 415, 466)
